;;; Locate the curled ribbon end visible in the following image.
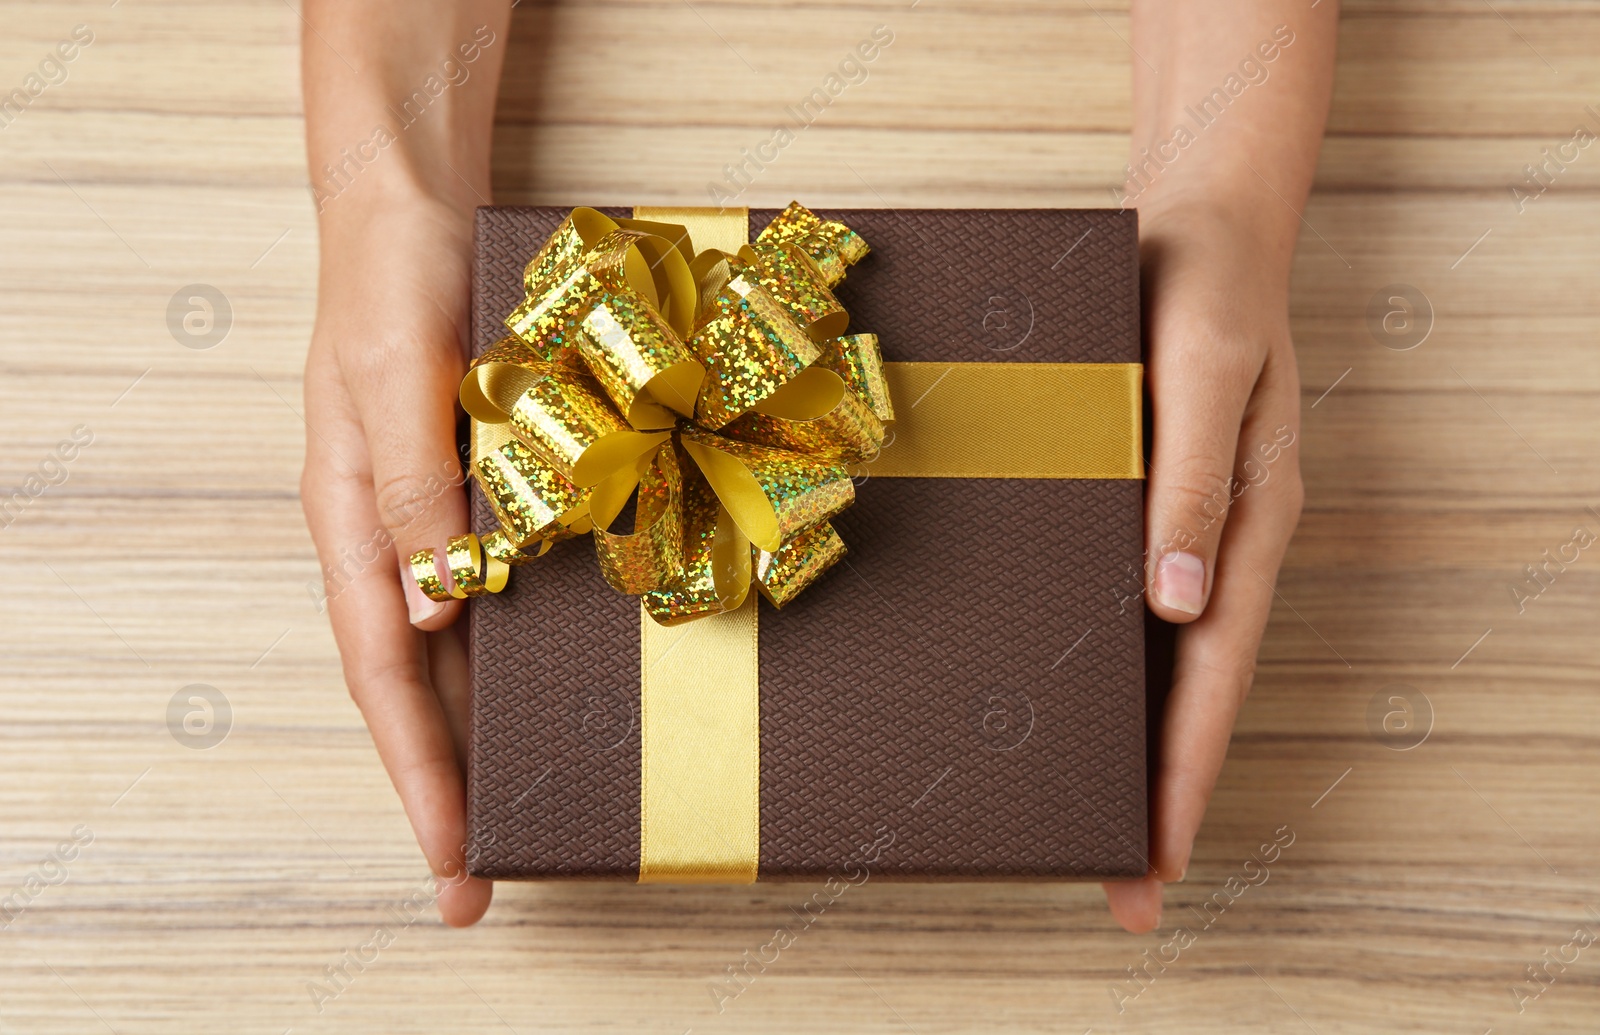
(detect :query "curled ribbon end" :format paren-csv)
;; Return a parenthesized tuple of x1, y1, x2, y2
(409, 548, 453, 603)
(446, 533, 509, 598)
(412, 534, 510, 603)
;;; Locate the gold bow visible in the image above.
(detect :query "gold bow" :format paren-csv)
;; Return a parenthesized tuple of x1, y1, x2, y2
(411, 202, 893, 625)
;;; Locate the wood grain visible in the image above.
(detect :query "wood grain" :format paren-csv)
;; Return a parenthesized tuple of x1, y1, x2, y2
(1, 1, 1597, 1032)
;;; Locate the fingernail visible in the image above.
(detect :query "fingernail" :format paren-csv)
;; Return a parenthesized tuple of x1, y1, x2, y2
(402, 557, 445, 625)
(1154, 552, 1205, 615)
(1173, 837, 1194, 882)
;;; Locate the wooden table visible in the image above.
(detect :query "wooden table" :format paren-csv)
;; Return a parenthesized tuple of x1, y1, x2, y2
(2, 1, 1596, 1031)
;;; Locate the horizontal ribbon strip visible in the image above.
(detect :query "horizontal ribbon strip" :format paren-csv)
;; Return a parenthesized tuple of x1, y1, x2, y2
(474, 361, 1146, 481)
(866, 361, 1144, 480)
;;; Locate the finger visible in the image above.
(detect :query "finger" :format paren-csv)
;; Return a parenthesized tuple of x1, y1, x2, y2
(340, 327, 469, 631)
(1143, 320, 1261, 623)
(303, 348, 492, 926)
(307, 459, 493, 925)
(1148, 353, 1303, 884)
(1102, 876, 1164, 934)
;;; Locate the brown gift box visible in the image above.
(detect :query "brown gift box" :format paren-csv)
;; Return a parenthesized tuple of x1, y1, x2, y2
(465, 206, 1165, 881)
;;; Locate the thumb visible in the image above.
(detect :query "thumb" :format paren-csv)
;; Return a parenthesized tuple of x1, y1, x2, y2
(346, 343, 470, 631)
(1144, 342, 1256, 623)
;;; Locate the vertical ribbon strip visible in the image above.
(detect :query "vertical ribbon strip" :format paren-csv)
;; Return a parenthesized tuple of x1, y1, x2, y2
(634, 208, 763, 884)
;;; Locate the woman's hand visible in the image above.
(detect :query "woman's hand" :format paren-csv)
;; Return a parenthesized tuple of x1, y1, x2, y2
(300, 180, 492, 926)
(1102, 202, 1305, 933)
(298, 0, 510, 927)
(1104, 0, 1336, 934)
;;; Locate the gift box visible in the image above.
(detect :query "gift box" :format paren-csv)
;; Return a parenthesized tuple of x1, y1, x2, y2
(460, 205, 1158, 882)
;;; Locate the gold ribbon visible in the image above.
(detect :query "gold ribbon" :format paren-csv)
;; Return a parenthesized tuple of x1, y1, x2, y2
(416, 201, 884, 626)
(868, 362, 1143, 479)
(632, 208, 761, 885)
(638, 593, 759, 883)
(414, 204, 1144, 884)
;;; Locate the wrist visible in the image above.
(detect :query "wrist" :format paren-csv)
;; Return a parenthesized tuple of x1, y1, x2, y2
(1134, 193, 1296, 317)
(1137, 186, 1278, 251)
(310, 118, 488, 228)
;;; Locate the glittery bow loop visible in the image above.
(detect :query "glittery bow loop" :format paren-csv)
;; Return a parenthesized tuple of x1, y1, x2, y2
(411, 202, 893, 623)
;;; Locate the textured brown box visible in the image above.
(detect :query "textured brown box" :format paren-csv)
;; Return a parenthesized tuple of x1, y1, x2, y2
(466, 207, 1157, 881)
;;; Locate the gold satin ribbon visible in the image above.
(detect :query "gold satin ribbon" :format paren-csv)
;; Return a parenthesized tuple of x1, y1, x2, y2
(638, 595, 760, 883)
(474, 360, 1146, 479)
(868, 361, 1143, 479)
(632, 208, 764, 884)
(634, 206, 750, 257)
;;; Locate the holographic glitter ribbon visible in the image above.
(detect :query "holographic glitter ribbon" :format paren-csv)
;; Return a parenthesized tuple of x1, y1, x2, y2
(411, 202, 889, 626)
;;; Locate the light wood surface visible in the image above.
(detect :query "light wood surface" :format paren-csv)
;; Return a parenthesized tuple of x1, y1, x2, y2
(2, 1, 1598, 1032)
